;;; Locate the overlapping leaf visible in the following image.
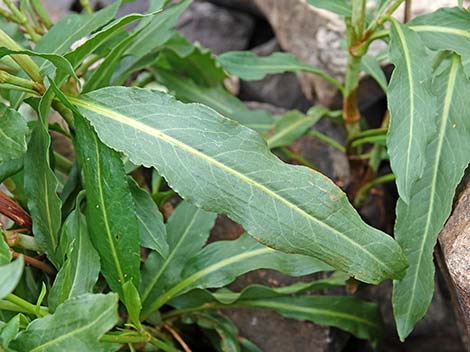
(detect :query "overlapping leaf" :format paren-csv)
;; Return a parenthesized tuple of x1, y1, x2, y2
(387, 20, 436, 203)
(392, 55, 470, 340)
(67, 87, 408, 286)
(0, 104, 27, 163)
(10, 293, 118, 352)
(0, 257, 23, 299)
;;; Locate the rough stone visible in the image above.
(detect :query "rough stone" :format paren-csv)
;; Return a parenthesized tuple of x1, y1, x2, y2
(177, 1, 255, 54)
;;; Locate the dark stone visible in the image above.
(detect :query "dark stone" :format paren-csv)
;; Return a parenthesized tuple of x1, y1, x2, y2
(202, 0, 261, 16)
(177, 2, 255, 54)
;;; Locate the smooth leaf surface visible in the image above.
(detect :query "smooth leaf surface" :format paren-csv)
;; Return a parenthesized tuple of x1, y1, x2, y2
(0, 257, 23, 299)
(0, 105, 28, 163)
(49, 195, 100, 311)
(75, 115, 140, 297)
(69, 87, 408, 285)
(306, 0, 352, 16)
(0, 158, 23, 184)
(0, 231, 11, 265)
(140, 201, 217, 316)
(387, 20, 436, 203)
(361, 55, 388, 93)
(24, 122, 62, 266)
(410, 7, 470, 77)
(128, 178, 168, 257)
(392, 55, 470, 340)
(10, 293, 119, 352)
(218, 51, 343, 92)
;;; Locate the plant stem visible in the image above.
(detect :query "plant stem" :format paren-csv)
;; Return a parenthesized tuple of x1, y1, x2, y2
(307, 130, 346, 153)
(100, 333, 150, 344)
(30, 0, 53, 29)
(149, 336, 180, 352)
(2, 0, 41, 42)
(404, 0, 412, 22)
(53, 151, 73, 174)
(4, 232, 40, 252)
(163, 324, 192, 352)
(0, 300, 31, 314)
(4, 294, 49, 318)
(0, 7, 19, 22)
(11, 251, 57, 276)
(80, 0, 93, 14)
(0, 29, 42, 82)
(354, 173, 396, 207)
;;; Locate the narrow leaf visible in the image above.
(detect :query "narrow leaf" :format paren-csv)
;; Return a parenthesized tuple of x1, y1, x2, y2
(140, 201, 217, 316)
(74, 115, 140, 297)
(0, 256, 24, 299)
(128, 178, 168, 257)
(68, 87, 408, 285)
(24, 122, 61, 266)
(10, 293, 119, 352)
(218, 51, 343, 92)
(0, 105, 27, 163)
(361, 55, 388, 93)
(392, 55, 470, 340)
(49, 194, 100, 311)
(306, 0, 352, 16)
(0, 231, 11, 265)
(387, 20, 436, 203)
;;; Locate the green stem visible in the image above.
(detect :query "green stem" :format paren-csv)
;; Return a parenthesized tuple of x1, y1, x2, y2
(0, 300, 30, 314)
(0, 70, 35, 90)
(80, 0, 93, 14)
(366, 0, 405, 34)
(149, 336, 180, 352)
(354, 173, 396, 207)
(2, 0, 41, 42)
(4, 232, 40, 251)
(52, 101, 75, 130)
(100, 333, 150, 344)
(307, 130, 346, 153)
(4, 294, 49, 318)
(0, 29, 42, 82)
(280, 148, 317, 170)
(30, 0, 53, 29)
(0, 7, 19, 22)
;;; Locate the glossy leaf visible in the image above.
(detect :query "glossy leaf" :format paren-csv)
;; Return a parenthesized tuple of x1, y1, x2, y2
(306, 0, 352, 16)
(387, 20, 436, 203)
(393, 55, 470, 340)
(24, 121, 62, 266)
(10, 293, 119, 352)
(0, 256, 24, 299)
(140, 201, 217, 316)
(68, 87, 408, 285)
(146, 234, 332, 315)
(0, 105, 28, 163)
(410, 7, 470, 77)
(128, 178, 168, 257)
(74, 114, 140, 298)
(218, 51, 343, 92)
(49, 194, 100, 311)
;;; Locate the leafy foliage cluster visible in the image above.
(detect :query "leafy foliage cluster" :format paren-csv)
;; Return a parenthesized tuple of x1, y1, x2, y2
(0, 0, 468, 350)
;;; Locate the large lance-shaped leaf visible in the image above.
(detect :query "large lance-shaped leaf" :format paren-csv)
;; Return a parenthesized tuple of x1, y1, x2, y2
(0, 257, 24, 299)
(140, 201, 217, 316)
(0, 105, 27, 163)
(392, 55, 470, 340)
(49, 194, 100, 311)
(74, 114, 140, 298)
(387, 20, 436, 203)
(171, 284, 382, 345)
(67, 87, 408, 284)
(10, 293, 118, 352)
(410, 7, 470, 77)
(218, 51, 343, 92)
(24, 122, 61, 266)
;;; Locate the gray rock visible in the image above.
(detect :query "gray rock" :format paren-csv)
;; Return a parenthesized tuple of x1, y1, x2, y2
(177, 1, 255, 54)
(202, 0, 260, 16)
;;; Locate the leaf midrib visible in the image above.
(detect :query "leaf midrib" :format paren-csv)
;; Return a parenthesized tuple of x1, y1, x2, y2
(267, 115, 316, 148)
(69, 96, 392, 278)
(402, 55, 459, 329)
(410, 25, 470, 38)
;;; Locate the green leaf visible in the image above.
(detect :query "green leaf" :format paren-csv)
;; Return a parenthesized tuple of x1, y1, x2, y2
(410, 7, 470, 78)
(146, 234, 332, 315)
(10, 293, 119, 352)
(24, 120, 62, 265)
(128, 178, 168, 257)
(387, 20, 436, 203)
(140, 201, 217, 317)
(74, 114, 141, 298)
(0, 256, 24, 299)
(49, 193, 100, 311)
(122, 281, 142, 329)
(68, 87, 408, 285)
(0, 314, 20, 348)
(306, 0, 352, 16)
(361, 55, 388, 93)
(0, 231, 11, 265)
(218, 51, 343, 92)
(0, 104, 27, 163)
(0, 158, 23, 184)
(266, 109, 323, 149)
(392, 54, 470, 340)
(154, 69, 274, 132)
